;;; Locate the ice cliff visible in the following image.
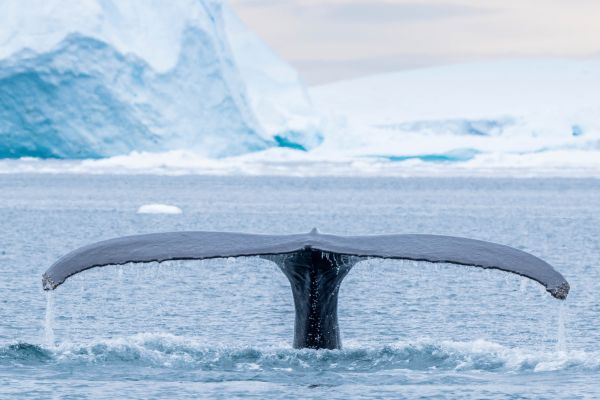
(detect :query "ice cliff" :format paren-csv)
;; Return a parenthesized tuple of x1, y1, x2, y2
(0, 0, 322, 158)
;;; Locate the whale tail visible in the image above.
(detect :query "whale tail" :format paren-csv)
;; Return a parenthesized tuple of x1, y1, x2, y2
(42, 230, 570, 349)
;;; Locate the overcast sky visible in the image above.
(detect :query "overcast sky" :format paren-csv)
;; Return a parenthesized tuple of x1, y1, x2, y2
(228, 0, 600, 84)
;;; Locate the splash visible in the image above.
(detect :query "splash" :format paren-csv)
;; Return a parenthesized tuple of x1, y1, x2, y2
(2, 334, 597, 373)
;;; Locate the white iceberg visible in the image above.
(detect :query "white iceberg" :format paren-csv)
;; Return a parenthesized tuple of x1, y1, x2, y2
(137, 204, 182, 215)
(0, 0, 321, 159)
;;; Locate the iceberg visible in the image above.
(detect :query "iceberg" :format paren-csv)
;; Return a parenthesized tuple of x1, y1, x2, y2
(0, 0, 321, 159)
(137, 204, 183, 215)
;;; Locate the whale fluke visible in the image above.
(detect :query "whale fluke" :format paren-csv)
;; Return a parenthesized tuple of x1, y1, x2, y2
(42, 230, 570, 349)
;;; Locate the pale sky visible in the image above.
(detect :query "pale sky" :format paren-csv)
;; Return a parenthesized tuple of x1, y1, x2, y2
(228, 0, 600, 84)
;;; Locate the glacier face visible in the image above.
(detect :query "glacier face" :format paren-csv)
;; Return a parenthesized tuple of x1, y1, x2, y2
(0, 0, 321, 158)
(223, 6, 323, 152)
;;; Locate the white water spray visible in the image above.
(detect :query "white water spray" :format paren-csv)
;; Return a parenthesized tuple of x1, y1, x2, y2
(519, 277, 528, 294)
(44, 291, 55, 347)
(556, 301, 568, 353)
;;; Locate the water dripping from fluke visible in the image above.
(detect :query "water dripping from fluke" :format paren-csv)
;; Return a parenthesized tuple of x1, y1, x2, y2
(40, 230, 570, 349)
(556, 301, 568, 354)
(44, 291, 55, 347)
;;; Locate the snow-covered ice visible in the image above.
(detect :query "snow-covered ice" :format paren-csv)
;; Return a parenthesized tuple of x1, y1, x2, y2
(310, 59, 600, 160)
(0, 1, 599, 175)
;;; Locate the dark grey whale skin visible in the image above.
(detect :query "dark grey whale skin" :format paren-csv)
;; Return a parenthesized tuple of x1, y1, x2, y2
(42, 229, 570, 349)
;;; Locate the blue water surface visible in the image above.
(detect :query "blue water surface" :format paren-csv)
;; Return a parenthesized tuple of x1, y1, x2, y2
(0, 175, 598, 399)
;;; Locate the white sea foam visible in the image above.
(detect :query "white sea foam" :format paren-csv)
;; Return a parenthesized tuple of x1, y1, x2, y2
(5, 333, 597, 373)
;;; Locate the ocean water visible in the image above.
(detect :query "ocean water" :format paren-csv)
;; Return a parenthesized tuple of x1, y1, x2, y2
(0, 174, 598, 399)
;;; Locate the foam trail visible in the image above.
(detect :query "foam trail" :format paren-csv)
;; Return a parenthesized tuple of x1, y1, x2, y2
(44, 291, 55, 347)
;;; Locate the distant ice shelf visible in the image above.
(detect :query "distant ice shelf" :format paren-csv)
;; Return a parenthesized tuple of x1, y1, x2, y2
(310, 59, 600, 162)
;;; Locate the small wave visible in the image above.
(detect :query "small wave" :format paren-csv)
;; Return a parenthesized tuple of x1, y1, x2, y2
(1, 335, 598, 373)
(0, 343, 52, 364)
